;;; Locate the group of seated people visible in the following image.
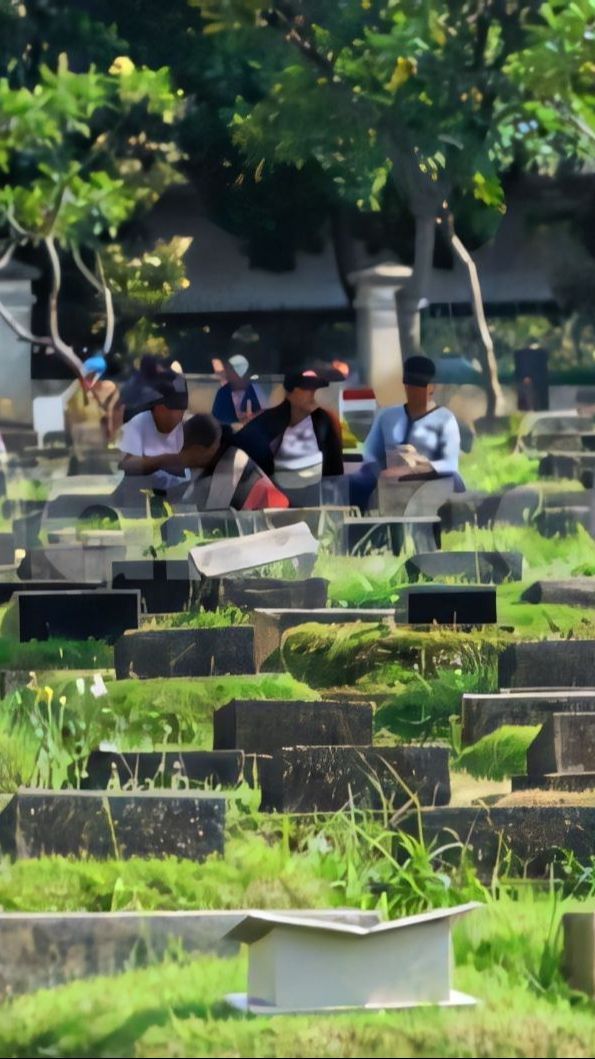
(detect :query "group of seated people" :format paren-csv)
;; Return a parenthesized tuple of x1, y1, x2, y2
(116, 353, 463, 512)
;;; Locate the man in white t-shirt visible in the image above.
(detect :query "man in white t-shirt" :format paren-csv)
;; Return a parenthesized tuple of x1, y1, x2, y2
(118, 371, 189, 493)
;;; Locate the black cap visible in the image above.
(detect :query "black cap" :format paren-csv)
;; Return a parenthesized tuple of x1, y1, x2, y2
(154, 371, 188, 410)
(403, 355, 436, 387)
(284, 370, 329, 392)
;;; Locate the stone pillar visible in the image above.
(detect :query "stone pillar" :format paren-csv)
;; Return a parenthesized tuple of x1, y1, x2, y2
(0, 262, 39, 424)
(348, 263, 412, 407)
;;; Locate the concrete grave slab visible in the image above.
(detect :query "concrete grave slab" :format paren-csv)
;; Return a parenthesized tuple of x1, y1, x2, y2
(397, 585, 497, 625)
(521, 579, 595, 607)
(189, 522, 318, 580)
(526, 712, 595, 776)
(16, 589, 139, 643)
(462, 690, 595, 745)
(78, 748, 261, 790)
(499, 641, 595, 688)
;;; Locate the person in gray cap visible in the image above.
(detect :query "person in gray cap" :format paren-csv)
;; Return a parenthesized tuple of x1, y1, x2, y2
(211, 353, 263, 425)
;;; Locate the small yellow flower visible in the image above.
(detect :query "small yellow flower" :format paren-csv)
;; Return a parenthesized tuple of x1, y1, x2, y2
(109, 56, 135, 77)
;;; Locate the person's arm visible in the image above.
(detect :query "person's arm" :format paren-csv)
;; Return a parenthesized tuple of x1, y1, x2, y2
(321, 409, 344, 475)
(362, 411, 388, 471)
(119, 451, 185, 475)
(429, 413, 461, 475)
(234, 411, 275, 475)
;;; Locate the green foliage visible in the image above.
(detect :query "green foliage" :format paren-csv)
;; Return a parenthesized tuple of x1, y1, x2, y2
(456, 725, 541, 781)
(150, 606, 249, 629)
(459, 434, 540, 492)
(0, 636, 113, 670)
(0, 673, 319, 787)
(376, 666, 494, 742)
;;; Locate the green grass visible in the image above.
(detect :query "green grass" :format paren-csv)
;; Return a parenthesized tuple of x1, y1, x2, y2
(459, 434, 540, 492)
(1, 893, 594, 1058)
(147, 606, 250, 629)
(0, 673, 319, 789)
(0, 636, 113, 670)
(455, 725, 541, 781)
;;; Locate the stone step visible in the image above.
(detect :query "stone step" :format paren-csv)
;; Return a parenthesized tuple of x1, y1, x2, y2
(499, 641, 595, 689)
(404, 550, 523, 584)
(259, 745, 450, 813)
(16, 589, 140, 644)
(114, 627, 255, 679)
(511, 773, 595, 793)
(399, 806, 595, 878)
(213, 699, 374, 754)
(461, 690, 595, 745)
(77, 748, 261, 790)
(526, 712, 595, 776)
(252, 608, 394, 671)
(0, 789, 225, 860)
(0, 908, 380, 997)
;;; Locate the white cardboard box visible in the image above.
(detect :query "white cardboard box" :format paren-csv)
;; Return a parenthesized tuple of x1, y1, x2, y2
(225, 904, 480, 1014)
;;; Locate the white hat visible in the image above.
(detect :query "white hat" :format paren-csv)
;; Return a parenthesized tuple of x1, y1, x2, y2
(227, 354, 250, 378)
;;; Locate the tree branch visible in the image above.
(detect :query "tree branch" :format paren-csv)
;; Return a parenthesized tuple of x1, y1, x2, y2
(71, 245, 115, 354)
(44, 236, 85, 379)
(438, 202, 504, 417)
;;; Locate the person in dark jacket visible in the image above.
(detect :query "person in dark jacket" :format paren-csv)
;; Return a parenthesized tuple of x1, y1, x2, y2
(235, 371, 343, 502)
(211, 354, 263, 425)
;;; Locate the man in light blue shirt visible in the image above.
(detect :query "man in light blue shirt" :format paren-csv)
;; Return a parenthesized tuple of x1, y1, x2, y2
(352, 355, 464, 509)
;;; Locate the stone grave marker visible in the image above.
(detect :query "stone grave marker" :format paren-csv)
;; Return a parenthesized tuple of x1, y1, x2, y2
(111, 559, 193, 613)
(462, 690, 595, 745)
(0, 533, 14, 566)
(510, 712, 595, 791)
(114, 626, 256, 679)
(563, 914, 595, 997)
(16, 589, 139, 643)
(0, 789, 225, 860)
(213, 699, 373, 754)
(206, 576, 329, 613)
(29, 541, 126, 583)
(0, 580, 104, 606)
(404, 550, 523, 584)
(499, 641, 595, 688)
(398, 585, 497, 625)
(259, 745, 450, 813)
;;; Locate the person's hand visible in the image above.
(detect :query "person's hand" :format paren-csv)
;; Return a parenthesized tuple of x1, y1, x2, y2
(380, 465, 412, 480)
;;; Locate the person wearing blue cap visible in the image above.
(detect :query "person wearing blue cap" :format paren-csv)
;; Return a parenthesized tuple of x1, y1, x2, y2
(66, 352, 120, 444)
(352, 355, 463, 510)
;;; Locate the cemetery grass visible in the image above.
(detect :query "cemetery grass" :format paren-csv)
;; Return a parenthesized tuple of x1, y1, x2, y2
(2, 894, 595, 1057)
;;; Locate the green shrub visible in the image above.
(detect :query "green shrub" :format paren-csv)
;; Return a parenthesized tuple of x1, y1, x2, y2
(375, 666, 494, 742)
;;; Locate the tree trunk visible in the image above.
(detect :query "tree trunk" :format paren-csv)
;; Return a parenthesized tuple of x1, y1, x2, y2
(396, 212, 436, 357)
(440, 206, 504, 418)
(330, 205, 357, 304)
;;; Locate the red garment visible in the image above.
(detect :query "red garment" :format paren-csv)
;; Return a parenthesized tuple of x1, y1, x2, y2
(243, 477, 290, 510)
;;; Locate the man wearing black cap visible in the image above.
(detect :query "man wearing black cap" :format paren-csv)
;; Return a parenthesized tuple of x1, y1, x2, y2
(118, 369, 189, 490)
(354, 355, 462, 507)
(235, 370, 343, 502)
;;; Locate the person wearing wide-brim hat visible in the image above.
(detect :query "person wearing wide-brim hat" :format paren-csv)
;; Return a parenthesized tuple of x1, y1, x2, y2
(235, 369, 343, 502)
(353, 355, 463, 509)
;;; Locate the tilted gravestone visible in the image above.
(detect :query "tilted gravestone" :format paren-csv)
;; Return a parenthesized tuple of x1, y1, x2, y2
(0, 789, 225, 860)
(213, 699, 374, 754)
(189, 522, 319, 581)
(461, 690, 595, 745)
(499, 641, 595, 689)
(259, 745, 450, 813)
(114, 627, 255, 679)
(404, 550, 523, 584)
(16, 589, 139, 643)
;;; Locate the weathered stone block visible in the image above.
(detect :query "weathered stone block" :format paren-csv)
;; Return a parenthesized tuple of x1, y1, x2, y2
(521, 579, 595, 607)
(114, 627, 255, 679)
(213, 699, 374, 754)
(78, 748, 261, 790)
(111, 559, 192, 613)
(0, 789, 225, 860)
(252, 608, 394, 671)
(499, 641, 595, 688)
(526, 712, 595, 776)
(400, 585, 497, 625)
(259, 745, 450, 813)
